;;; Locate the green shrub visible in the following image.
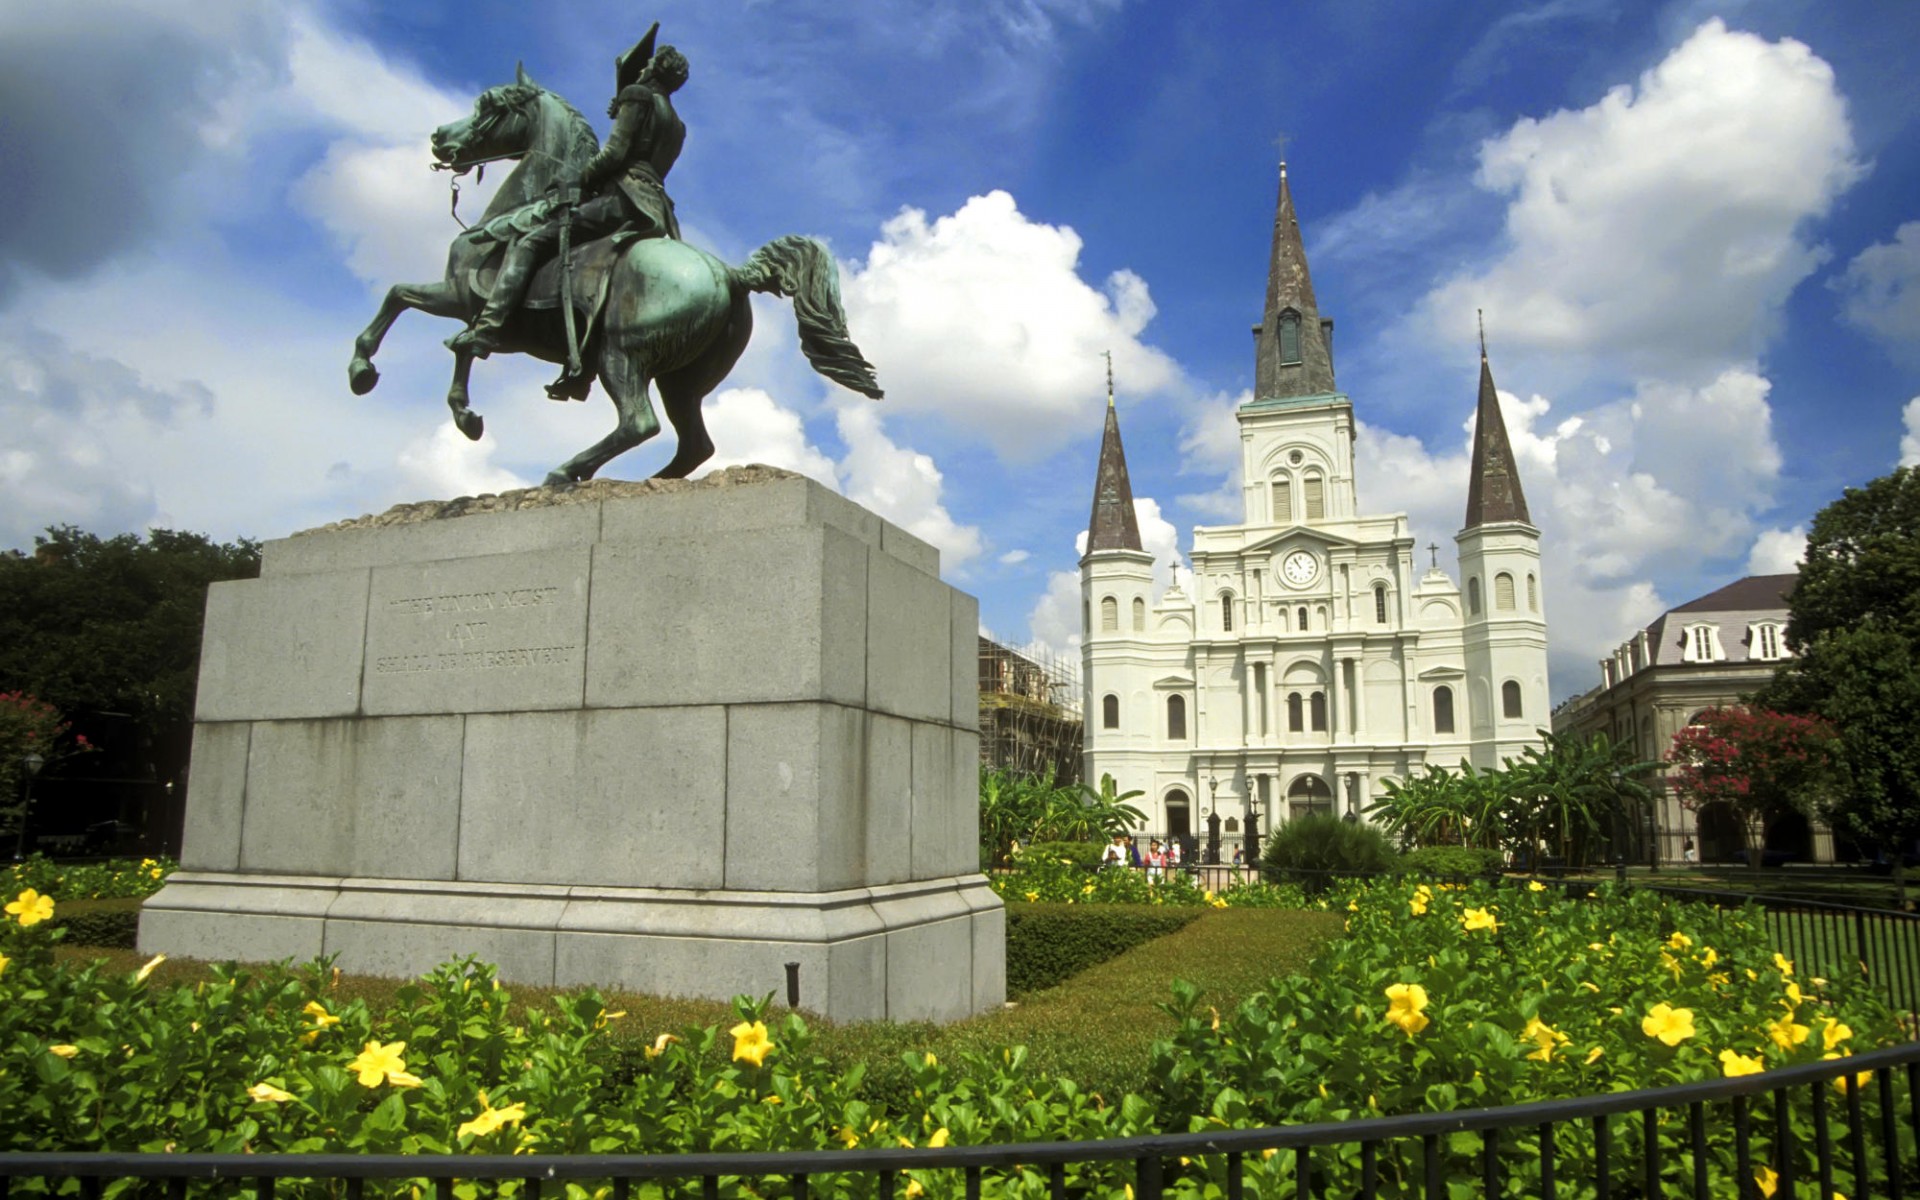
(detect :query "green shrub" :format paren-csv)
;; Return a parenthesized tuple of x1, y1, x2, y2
(1004, 903, 1198, 995)
(1402, 845, 1505, 879)
(1260, 813, 1399, 891)
(57, 897, 143, 948)
(1017, 841, 1107, 871)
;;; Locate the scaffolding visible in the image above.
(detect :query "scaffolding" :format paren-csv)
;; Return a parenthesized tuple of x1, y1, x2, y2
(977, 636, 1083, 784)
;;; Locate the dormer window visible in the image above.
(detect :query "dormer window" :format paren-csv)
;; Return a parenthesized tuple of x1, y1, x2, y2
(1680, 622, 1724, 663)
(1278, 309, 1303, 366)
(1749, 621, 1786, 661)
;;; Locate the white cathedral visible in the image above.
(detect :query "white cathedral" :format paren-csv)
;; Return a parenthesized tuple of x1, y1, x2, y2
(1079, 166, 1551, 843)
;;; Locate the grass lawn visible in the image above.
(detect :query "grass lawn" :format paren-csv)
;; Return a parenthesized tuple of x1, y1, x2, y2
(63, 904, 1343, 1105)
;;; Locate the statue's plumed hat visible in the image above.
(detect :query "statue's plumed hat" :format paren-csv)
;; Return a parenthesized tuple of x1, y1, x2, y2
(615, 23, 660, 92)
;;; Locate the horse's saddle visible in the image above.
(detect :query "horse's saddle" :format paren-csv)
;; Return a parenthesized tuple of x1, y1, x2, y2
(467, 233, 640, 396)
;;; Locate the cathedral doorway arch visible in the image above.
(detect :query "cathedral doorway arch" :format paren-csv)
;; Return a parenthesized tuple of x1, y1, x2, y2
(1287, 775, 1334, 822)
(1165, 788, 1192, 840)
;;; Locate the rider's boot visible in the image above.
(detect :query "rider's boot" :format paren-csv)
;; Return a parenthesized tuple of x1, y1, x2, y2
(446, 239, 539, 358)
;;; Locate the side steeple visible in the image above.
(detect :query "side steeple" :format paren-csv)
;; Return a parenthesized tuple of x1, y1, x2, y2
(1463, 316, 1531, 527)
(1084, 356, 1143, 556)
(1253, 163, 1337, 401)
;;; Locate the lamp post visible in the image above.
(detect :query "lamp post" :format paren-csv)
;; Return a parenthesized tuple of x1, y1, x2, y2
(1204, 776, 1221, 865)
(13, 751, 45, 862)
(1242, 777, 1260, 868)
(1609, 768, 1628, 884)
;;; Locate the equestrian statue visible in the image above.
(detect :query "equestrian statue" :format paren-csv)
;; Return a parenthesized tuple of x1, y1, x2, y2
(346, 26, 883, 486)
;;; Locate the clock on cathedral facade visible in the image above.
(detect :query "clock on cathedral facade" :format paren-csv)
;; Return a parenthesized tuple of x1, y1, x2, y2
(1077, 165, 1551, 849)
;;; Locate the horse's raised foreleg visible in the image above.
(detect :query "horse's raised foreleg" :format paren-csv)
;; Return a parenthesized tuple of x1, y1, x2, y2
(447, 349, 483, 441)
(545, 343, 659, 486)
(349, 279, 469, 396)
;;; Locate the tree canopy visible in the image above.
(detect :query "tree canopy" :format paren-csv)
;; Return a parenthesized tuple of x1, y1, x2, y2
(0, 526, 261, 785)
(1760, 467, 1920, 860)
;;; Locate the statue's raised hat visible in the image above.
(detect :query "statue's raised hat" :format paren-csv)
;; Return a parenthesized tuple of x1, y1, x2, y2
(615, 23, 661, 92)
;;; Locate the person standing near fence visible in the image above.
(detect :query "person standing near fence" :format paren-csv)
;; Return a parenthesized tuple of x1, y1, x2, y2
(1146, 840, 1165, 881)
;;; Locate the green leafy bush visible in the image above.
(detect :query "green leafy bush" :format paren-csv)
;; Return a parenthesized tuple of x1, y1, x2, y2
(1260, 813, 1399, 890)
(2, 855, 175, 901)
(55, 897, 141, 948)
(1402, 846, 1504, 879)
(1017, 841, 1108, 871)
(1005, 904, 1198, 995)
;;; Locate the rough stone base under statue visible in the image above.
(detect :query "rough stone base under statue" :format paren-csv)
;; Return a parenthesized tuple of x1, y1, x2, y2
(139, 468, 1004, 1023)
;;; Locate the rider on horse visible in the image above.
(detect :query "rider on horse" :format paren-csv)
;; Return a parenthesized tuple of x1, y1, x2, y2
(446, 26, 688, 361)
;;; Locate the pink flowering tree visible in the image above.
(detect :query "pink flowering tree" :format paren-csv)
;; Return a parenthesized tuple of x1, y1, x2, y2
(0, 691, 90, 842)
(1666, 706, 1841, 869)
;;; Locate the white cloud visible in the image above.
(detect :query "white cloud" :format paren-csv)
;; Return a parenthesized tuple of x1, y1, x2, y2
(1902, 397, 1920, 467)
(1835, 222, 1920, 352)
(1747, 526, 1806, 575)
(395, 424, 530, 498)
(839, 191, 1183, 460)
(1353, 370, 1786, 689)
(1422, 19, 1862, 380)
(692, 388, 840, 487)
(835, 403, 984, 572)
(1175, 390, 1249, 518)
(998, 549, 1030, 565)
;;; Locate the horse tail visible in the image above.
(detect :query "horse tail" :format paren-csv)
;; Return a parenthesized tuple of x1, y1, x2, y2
(729, 235, 883, 399)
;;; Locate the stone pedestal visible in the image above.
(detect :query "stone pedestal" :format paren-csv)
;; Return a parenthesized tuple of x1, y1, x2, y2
(139, 468, 1003, 1023)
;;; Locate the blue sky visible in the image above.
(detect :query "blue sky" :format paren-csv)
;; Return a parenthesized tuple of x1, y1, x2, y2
(3, 0, 1918, 700)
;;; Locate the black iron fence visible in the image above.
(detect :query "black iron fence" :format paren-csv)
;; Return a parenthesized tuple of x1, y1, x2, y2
(3, 1040, 1916, 1198)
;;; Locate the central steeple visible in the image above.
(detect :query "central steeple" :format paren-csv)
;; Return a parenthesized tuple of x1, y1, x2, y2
(1463, 319, 1531, 528)
(1253, 164, 1337, 401)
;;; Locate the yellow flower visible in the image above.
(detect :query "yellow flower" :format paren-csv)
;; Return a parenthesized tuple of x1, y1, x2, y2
(1642, 1003, 1696, 1046)
(1719, 1049, 1764, 1077)
(638, 1032, 678, 1061)
(835, 1126, 859, 1148)
(135, 954, 167, 984)
(1347, 900, 1359, 911)
(927, 1128, 950, 1148)
(1766, 1014, 1809, 1052)
(348, 1040, 417, 1089)
(593, 1009, 627, 1030)
(1384, 983, 1430, 1037)
(1773, 953, 1793, 977)
(1409, 896, 1429, 916)
(1588, 942, 1605, 952)
(1461, 907, 1499, 932)
(1701, 946, 1719, 968)
(1082, 882, 1095, 895)
(1709, 972, 1731, 987)
(300, 1000, 341, 1044)
(150, 868, 163, 879)
(457, 1092, 528, 1139)
(1528, 880, 1546, 892)
(904, 1181, 924, 1200)
(1824, 1052, 1871, 1094)
(6, 888, 54, 928)
(1783, 981, 1804, 1008)
(1821, 1018, 1852, 1051)
(1667, 931, 1693, 950)
(924, 1052, 937, 1067)
(1578, 981, 1600, 993)
(730, 1020, 774, 1067)
(1521, 1016, 1568, 1061)
(762, 1094, 783, 1106)
(1755, 1166, 1779, 1198)
(1585, 1046, 1604, 1066)
(1659, 951, 1683, 981)
(0, 951, 9, 979)
(248, 1082, 295, 1103)
(1023, 891, 1039, 903)
(49, 1044, 79, 1058)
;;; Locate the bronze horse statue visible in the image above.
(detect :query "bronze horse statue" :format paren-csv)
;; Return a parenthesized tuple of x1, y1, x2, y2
(346, 67, 882, 486)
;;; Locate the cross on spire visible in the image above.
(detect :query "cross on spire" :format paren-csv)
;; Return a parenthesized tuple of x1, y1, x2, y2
(1428, 542, 1440, 569)
(1103, 349, 1114, 409)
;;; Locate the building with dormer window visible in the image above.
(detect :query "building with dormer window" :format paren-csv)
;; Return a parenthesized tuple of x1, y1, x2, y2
(1550, 573, 1838, 864)
(1078, 165, 1551, 845)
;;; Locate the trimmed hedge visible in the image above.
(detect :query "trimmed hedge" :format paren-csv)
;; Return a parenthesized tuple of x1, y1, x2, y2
(57, 897, 143, 949)
(1402, 845, 1505, 879)
(1005, 902, 1199, 995)
(1018, 841, 1108, 871)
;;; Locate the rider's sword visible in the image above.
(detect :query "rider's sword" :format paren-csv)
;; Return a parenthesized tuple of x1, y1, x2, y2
(557, 184, 582, 379)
